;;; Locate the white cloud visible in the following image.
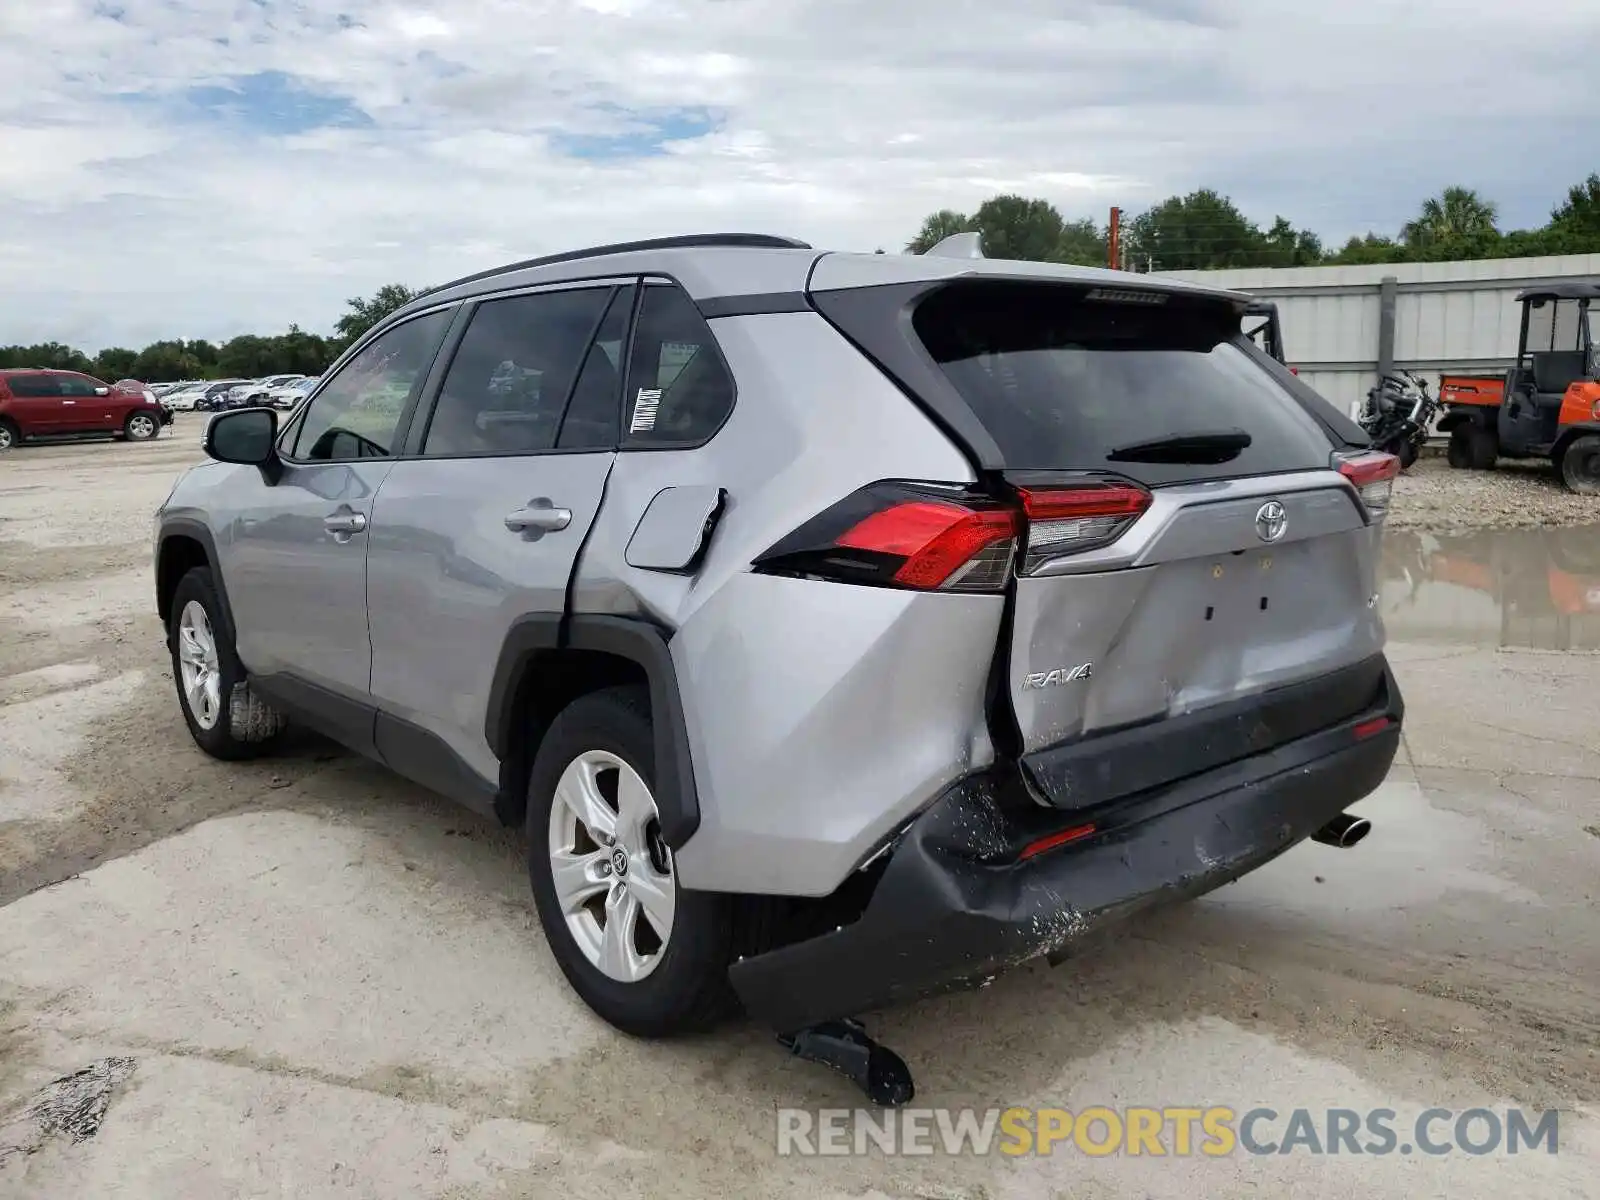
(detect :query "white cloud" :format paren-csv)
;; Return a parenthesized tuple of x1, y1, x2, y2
(2, 0, 1598, 350)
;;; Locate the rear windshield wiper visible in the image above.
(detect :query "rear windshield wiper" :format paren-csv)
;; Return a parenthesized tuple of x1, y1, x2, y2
(1106, 428, 1253, 464)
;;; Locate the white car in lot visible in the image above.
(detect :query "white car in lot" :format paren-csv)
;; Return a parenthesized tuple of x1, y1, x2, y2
(232, 374, 307, 407)
(264, 375, 319, 409)
(159, 383, 210, 411)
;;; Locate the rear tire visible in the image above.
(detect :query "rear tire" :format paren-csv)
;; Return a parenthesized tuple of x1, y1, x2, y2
(1559, 434, 1600, 495)
(1468, 427, 1498, 470)
(1446, 426, 1471, 468)
(526, 686, 738, 1037)
(168, 567, 287, 760)
(1396, 439, 1419, 470)
(125, 411, 159, 441)
(0, 418, 17, 452)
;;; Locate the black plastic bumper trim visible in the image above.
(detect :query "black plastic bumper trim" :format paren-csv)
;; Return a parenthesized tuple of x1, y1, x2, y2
(1022, 654, 1390, 813)
(728, 669, 1402, 1032)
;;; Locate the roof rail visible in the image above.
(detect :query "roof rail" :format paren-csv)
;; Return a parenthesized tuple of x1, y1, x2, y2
(416, 233, 813, 300)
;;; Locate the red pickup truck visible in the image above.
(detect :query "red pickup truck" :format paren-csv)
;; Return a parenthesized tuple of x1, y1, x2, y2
(0, 369, 173, 451)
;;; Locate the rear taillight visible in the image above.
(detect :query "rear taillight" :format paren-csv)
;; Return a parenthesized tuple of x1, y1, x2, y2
(755, 477, 1153, 591)
(1335, 451, 1400, 519)
(1016, 482, 1151, 573)
(753, 482, 1021, 593)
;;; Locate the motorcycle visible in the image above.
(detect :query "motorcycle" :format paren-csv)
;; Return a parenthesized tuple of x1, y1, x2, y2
(1359, 369, 1438, 470)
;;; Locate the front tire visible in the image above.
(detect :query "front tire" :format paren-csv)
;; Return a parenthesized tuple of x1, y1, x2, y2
(526, 686, 737, 1037)
(1560, 434, 1600, 495)
(168, 567, 286, 759)
(125, 411, 159, 441)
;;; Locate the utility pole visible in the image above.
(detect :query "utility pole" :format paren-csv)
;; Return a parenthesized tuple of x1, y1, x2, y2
(1107, 206, 1122, 271)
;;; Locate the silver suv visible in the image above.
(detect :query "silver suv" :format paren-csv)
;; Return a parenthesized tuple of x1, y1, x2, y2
(154, 233, 1403, 1056)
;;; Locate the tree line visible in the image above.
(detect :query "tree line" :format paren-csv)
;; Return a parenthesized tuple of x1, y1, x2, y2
(0, 284, 423, 384)
(906, 174, 1600, 271)
(8, 176, 1598, 381)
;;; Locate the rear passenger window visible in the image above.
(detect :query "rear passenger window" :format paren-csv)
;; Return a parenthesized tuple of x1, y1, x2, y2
(6, 375, 55, 397)
(423, 288, 612, 457)
(557, 285, 633, 450)
(622, 284, 734, 447)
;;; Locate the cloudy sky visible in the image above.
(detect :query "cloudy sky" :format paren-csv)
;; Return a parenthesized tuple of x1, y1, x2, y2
(3, 0, 1597, 352)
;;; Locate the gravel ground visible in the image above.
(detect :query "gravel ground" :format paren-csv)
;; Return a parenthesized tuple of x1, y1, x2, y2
(2, 421, 1599, 1198)
(1390, 451, 1600, 533)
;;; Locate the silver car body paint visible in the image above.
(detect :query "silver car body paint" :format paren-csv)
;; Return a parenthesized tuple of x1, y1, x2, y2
(157, 239, 1385, 904)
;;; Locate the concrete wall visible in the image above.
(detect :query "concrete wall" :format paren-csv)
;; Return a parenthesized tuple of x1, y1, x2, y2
(1158, 254, 1600, 416)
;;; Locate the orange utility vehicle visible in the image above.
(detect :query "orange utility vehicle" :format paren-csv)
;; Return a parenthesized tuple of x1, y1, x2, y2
(1436, 282, 1600, 492)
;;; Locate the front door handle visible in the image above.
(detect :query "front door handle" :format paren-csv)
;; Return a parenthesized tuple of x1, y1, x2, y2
(505, 498, 572, 535)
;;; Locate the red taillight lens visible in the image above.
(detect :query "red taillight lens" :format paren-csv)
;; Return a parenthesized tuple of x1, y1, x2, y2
(1335, 451, 1401, 519)
(1015, 481, 1151, 573)
(754, 482, 1021, 592)
(1352, 716, 1394, 741)
(836, 501, 1020, 590)
(1018, 823, 1097, 860)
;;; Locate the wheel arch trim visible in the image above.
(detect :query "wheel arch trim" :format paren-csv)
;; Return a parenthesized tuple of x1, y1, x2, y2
(156, 518, 236, 637)
(487, 614, 701, 848)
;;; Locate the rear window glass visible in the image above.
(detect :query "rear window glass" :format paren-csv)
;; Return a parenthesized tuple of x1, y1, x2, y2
(912, 281, 1334, 485)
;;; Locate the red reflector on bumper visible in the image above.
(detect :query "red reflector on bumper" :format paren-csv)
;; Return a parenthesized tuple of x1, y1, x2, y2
(1352, 716, 1393, 741)
(1018, 823, 1097, 861)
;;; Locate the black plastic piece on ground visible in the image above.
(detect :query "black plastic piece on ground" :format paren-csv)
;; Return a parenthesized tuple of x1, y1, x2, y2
(778, 1019, 915, 1108)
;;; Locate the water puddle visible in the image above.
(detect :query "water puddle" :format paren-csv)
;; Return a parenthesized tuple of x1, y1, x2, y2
(1381, 524, 1600, 650)
(1205, 771, 1541, 922)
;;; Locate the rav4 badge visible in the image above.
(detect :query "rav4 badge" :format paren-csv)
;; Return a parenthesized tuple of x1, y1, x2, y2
(1022, 663, 1094, 690)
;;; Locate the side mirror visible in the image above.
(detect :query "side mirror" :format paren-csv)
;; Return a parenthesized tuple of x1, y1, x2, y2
(94, 386, 109, 396)
(204, 408, 282, 483)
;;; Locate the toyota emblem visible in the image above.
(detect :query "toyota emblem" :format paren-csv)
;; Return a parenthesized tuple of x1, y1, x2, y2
(1255, 501, 1288, 543)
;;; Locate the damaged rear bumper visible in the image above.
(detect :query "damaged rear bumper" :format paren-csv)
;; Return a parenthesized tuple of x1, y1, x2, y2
(729, 669, 1402, 1032)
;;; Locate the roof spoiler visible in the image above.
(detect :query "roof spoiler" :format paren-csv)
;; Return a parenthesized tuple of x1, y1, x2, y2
(924, 232, 985, 259)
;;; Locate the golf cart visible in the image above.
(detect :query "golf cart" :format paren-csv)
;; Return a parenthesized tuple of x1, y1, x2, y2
(1437, 282, 1600, 493)
(1242, 299, 1287, 364)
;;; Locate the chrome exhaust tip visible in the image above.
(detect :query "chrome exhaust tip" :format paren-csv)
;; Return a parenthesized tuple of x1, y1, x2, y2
(1311, 812, 1371, 849)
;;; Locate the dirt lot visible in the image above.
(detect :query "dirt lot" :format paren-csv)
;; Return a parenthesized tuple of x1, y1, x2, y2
(1390, 451, 1600, 533)
(2, 420, 1599, 1198)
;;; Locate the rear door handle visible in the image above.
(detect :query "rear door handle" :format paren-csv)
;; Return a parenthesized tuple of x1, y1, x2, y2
(505, 498, 572, 534)
(324, 511, 368, 535)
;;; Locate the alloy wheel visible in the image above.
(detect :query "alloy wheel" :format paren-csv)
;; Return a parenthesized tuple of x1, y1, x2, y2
(129, 414, 156, 439)
(547, 750, 676, 982)
(176, 600, 223, 730)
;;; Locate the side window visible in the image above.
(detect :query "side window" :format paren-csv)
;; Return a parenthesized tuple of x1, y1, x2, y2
(557, 284, 634, 450)
(292, 310, 451, 461)
(622, 284, 735, 448)
(8, 375, 54, 397)
(422, 287, 611, 457)
(59, 375, 101, 397)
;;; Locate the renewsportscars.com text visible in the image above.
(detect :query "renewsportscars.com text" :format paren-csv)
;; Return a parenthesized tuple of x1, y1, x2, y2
(776, 1106, 1561, 1158)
